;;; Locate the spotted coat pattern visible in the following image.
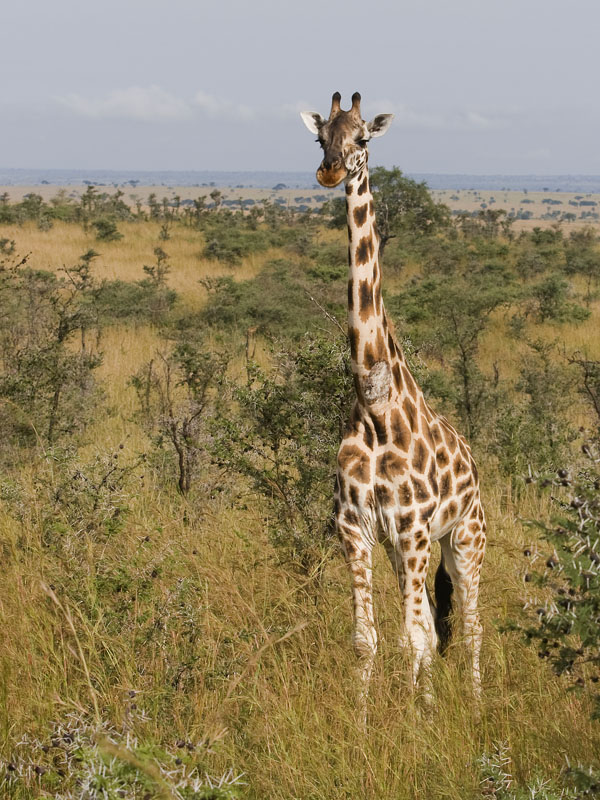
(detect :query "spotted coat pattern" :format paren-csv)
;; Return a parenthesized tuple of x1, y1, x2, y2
(303, 93, 486, 708)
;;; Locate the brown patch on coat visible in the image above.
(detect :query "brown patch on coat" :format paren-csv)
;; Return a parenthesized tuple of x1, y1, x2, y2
(457, 475, 473, 493)
(374, 329, 388, 362)
(363, 342, 375, 371)
(412, 476, 430, 503)
(420, 502, 436, 524)
(358, 176, 368, 195)
(413, 438, 428, 473)
(375, 483, 393, 507)
(347, 278, 354, 310)
(443, 425, 457, 452)
(355, 237, 372, 266)
(374, 282, 382, 315)
(436, 449, 450, 468)
(439, 472, 451, 499)
(392, 362, 403, 393)
(453, 457, 467, 477)
(376, 451, 408, 480)
(396, 511, 415, 532)
(391, 408, 410, 451)
(358, 278, 374, 321)
(460, 490, 474, 511)
(348, 326, 359, 361)
(427, 460, 438, 494)
(407, 557, 417, 570)
(353, 204, 368, 227)
(403, 397, 418, 433)
(338, 445, 371, 483)
(402, 366, 417, 399)
(398, 482, 413, 506)
(371, 412, 388, 446)
(344, 509, 360, 527)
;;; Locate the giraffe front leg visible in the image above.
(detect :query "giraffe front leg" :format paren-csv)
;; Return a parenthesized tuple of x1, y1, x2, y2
(386, 528, 437, 687)
(337, 518, 377, 720)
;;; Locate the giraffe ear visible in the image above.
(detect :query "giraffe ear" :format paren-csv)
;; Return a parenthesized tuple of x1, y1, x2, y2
(367, 114, 394, 138)
(300, 111, 326, 135)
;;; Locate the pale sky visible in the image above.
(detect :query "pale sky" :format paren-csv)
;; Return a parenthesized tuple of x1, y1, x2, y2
(2, 0, 599, 174)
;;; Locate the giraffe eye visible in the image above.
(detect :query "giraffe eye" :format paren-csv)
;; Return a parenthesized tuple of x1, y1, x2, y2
(358, 139, 368, 147)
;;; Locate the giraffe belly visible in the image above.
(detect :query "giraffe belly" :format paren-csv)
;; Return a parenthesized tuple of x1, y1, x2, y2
(429, 491, 477, 542)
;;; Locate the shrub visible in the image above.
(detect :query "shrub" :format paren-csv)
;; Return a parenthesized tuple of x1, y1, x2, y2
(212, 332, 353, 576)
(198, 260, 340, 339)
(131, 339, 229, 495)
(0, 251, 102, 451)
(92, 218, 123, 242)
(512, 437, 600, 719)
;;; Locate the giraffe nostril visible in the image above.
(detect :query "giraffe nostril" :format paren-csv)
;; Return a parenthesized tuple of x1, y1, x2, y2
(322, 156, 342, 171)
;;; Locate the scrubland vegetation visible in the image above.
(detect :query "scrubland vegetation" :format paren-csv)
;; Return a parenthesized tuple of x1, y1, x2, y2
(0, 174, 599, 798)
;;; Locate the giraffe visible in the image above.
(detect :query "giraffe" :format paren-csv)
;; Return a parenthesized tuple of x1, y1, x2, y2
(301, 92, 486, 707)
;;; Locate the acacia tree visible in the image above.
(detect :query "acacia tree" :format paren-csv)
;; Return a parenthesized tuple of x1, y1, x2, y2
(390, 268, 512, 440)
(370, 166, 450, 254)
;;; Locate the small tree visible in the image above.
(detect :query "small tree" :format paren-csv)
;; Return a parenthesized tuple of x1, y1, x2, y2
(131, 340, 228, 495)
(0, 250, 102, 450)
(370, 166, 450, 254)
(92, 218, 123, 242)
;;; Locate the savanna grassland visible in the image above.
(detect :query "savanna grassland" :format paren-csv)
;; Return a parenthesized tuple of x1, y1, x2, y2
(0, 177, 599, 799)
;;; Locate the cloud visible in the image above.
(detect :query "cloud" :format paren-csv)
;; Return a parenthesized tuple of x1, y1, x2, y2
(57, 85, 193, 121)
(192, 90, 254, 120)
(382, 103, 512, 132)
(56, 86, 255, 123)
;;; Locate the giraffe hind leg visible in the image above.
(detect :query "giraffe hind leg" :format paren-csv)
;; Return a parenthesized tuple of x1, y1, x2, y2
(439, 511, 485, 696)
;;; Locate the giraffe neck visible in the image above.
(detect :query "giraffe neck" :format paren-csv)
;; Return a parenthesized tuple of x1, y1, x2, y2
(345, 166, 405, 406)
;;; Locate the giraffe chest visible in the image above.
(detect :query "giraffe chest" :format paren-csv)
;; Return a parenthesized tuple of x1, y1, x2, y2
(336, 405, 478, 540)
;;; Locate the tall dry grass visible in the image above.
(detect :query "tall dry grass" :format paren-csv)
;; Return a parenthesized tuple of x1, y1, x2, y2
(0, 218, 598, 798)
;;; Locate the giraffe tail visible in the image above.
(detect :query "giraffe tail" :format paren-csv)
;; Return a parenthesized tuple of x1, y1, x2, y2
(434, 559, 454, 654)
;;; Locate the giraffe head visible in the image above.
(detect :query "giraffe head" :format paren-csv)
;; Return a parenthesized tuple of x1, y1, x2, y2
(301, 92, 393, 187)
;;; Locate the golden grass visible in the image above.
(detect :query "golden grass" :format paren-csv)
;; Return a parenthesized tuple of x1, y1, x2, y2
(0, 215, 599, 798)
(2, 221, 274, 311)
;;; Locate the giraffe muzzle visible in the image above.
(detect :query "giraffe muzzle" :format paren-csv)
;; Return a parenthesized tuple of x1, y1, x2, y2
(316, 159, 347, 188)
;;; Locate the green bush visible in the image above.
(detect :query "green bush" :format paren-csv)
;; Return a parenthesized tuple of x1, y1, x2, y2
(0, 251, 102, 451)
(94, 279, 177, 323)
(92, 218, 123, 242)
(514, 438, 600, 719)
(212, 332, 353, 575)
(198, 259, 342, 338)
